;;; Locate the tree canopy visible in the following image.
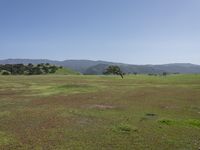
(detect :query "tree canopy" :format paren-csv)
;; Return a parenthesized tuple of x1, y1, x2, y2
(103, 65, 124, 78)
(0, 63, 62, 75)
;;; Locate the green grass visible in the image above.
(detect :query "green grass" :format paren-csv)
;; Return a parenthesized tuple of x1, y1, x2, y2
(29, 83, 100, 96)
(0, 74, 200, 149)
(0, 131, 17, 146)
(112, 123, 138, 133)
(159, 118, 200, 128)
(54, 67, 80, 75)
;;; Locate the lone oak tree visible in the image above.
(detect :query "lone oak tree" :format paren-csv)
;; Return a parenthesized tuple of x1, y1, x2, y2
(103, 65, 124, 78)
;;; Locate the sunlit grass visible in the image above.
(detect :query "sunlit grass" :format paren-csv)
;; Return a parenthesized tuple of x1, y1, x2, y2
(0, 74, 200, 149)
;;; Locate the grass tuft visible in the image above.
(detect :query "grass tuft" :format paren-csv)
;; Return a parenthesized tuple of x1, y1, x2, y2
(0, 111, 11, 118)
(112, 123, 138, 133)
(159, 118, 200, 128)
(0, 131, 16, 146)
(159, 119, 176, 125)
(186, 119, 200, 128)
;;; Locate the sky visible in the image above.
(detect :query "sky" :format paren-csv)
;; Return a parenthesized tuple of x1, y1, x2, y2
(0, 0, 200, 64)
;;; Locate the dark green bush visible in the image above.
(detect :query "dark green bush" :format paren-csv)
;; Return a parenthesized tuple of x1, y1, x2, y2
(1, 70, 11, 75)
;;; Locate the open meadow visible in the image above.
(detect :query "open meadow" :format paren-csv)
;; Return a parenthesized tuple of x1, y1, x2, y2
(0, 74, 200, 150)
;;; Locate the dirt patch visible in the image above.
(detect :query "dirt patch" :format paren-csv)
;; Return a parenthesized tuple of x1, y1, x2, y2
(90, 104, 115, 109)
(160, 105, 179, 109)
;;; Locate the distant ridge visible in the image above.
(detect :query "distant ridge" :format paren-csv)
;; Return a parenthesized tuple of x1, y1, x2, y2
(0, 59, 200, 74)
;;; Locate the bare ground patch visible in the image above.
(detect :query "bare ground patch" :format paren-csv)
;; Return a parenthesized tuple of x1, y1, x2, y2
(90, 104, 116, 109)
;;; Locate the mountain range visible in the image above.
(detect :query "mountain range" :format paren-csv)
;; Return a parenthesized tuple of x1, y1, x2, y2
(0, 59, 200, 74)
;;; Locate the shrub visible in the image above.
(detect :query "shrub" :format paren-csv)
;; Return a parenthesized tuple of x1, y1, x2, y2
(1, 70, 11, 75)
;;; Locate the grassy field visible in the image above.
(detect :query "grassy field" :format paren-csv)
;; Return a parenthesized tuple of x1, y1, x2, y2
(0, 74, 200, 150)
(54, 68, 80, 75)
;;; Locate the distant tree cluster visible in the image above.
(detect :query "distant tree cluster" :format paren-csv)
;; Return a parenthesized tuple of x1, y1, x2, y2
(103, 65, 125, 78)
(0, 63, 62, 75)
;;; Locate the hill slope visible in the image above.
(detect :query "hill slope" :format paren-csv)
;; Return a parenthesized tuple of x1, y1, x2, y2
(0, 59, 200, 74)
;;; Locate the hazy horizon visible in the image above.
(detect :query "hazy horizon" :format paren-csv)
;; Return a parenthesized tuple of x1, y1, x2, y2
(1, 0, 200, 65)
(1, 58, 200, 66)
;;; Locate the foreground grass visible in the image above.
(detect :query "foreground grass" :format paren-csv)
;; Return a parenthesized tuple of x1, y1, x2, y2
(0, 74, 200, 149)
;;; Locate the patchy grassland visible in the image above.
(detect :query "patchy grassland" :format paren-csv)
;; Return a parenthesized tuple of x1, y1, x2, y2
(0, 74, 200, 150)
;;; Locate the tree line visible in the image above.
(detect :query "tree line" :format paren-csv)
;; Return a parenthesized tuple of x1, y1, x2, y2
(0, 63, 62, 75)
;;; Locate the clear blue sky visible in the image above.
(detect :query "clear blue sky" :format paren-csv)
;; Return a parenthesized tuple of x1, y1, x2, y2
(0, 0, 200, 64)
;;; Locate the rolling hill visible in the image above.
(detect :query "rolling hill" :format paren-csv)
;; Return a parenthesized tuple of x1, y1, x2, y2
(0, 59, 200, 74)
